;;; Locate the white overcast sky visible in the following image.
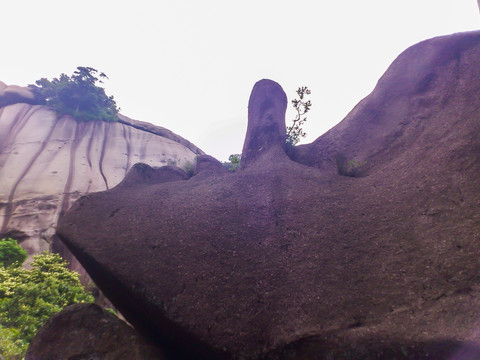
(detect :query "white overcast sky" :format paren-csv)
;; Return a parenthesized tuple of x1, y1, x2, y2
(2, 1, 479, 161)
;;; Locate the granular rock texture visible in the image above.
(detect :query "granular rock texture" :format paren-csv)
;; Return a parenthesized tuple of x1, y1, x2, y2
(26, 303, 165, 360)
(241, 79, 287, 166)
(58, 31, 480, 359)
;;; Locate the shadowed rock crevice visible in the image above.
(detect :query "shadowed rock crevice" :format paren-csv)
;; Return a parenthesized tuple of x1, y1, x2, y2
(58, 233, 225, 360)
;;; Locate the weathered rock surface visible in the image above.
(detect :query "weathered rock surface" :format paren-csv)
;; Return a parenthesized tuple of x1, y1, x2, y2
(0, 103, 203, 260)
(26, 303, 166, 360)
(0, 82, 41, 108)
(58, 31, 480, 359)
(241, 79, 287, 166)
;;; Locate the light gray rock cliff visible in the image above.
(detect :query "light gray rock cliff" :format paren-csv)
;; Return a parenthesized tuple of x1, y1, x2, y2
(0, 99, 203, 259)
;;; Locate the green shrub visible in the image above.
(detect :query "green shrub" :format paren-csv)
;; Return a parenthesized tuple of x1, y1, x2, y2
(0, 251, 94, 359)
(0, 325, 28, 360)
(29, 66, 119, 122)
(0, 238, 27, 268)
(182, 159, 196, 177)
(222, 154, 242, 172)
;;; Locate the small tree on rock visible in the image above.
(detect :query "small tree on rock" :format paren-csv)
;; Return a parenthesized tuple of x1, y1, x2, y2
(286, 86, 311, 146)
(30, 67, 119, 122)
(222, 154, 242, 172)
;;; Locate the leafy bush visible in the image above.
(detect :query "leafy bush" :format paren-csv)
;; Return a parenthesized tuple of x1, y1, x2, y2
(0, 243, 93, 359)
(29, 66, 119, 122)
(222, 154, 241, 172)
(0, 238, 27, 268)
(182, 159, 196, 177)
(0, 325, 27, 360)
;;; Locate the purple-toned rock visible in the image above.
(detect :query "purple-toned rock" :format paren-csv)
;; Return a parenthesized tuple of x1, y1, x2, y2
(193, 155, 228, 178)
(241, 79, 287, 166)
(117, 163, 189, 188)
(0, 83, 42, 107)
(26, 303, 165, 360)
(58, 32, 480, 359)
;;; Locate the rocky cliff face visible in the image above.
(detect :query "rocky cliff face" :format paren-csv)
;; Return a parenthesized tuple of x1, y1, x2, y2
(58, 31, 480, 359)
(0, 101, 203, 257)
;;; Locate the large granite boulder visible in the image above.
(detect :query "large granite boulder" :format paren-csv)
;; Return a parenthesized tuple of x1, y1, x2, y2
(58, 31, 480, 359)
(26, 303, 165, 360)
(0, 103, 203, 264)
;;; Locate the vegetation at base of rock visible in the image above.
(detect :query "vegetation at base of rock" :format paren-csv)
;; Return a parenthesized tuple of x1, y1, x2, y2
(0, 238, 27, 268)
(286, 86, 311, 146)
(336, 155, 366, 177)
(29, 66, 119, 122)
(224, 87, 311, 170)
(182, 159, 196, 177)
(0, 240, 93, 359)
(222, 154, 242, 172)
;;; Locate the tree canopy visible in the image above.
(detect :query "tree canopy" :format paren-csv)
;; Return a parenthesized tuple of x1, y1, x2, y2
(0, 239, 93, 359)
(29, 66, 119, 122)
(222, 154, 242, 172)
(0, 238, 27, 268)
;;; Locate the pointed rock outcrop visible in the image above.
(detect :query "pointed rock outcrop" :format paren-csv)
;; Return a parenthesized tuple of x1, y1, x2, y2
(241, 79, 287, 166)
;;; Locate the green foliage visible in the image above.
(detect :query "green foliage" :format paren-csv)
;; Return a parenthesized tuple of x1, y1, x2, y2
(182, 159, 197, 177)
(29, 66, 119, 122)
(105, 308, 117, 316)
(0, 252, 93, 358)
(222, 154, 242, 172)
(286, 86, 311, 146)
(336, 155, 366, 177)
(0, 238, 27, 268)
(0, 325, 28, 360)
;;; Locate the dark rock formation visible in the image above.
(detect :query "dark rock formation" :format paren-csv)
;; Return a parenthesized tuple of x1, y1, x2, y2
(117, 163, 189, 188)
(26, 303, 165, 360)
(58, 31, 480, 359)
(193, 155, 228, 178)
(242, 79, 287, 166)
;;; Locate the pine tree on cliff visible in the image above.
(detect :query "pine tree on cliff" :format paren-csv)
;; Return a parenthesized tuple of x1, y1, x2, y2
(29, 67, 119, 122)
